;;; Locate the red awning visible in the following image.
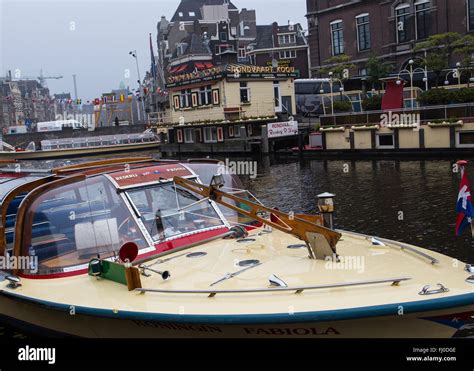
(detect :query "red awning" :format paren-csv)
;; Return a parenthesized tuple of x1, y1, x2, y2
(176, 65, 187, 73)
(195, 63, 206, 70)
(204, 62, 214, 69)
(382, 80, 404, 110)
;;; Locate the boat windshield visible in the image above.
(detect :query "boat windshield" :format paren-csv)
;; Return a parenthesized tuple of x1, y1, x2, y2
(21, 175, 148, 274)
(127, 181, 225, 242)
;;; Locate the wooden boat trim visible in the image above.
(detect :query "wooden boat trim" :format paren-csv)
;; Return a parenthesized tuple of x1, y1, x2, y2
(135, 277, 412, 297)
(0, 175, 58, 256)
(337, 229, 440, 265)
(174, 176, 342, 260)
(52, 157, 155, 174)
(13, 174, 86, 274)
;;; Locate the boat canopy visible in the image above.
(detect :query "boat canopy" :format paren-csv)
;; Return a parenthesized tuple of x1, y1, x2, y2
(40, 132, 157, 151)
(1, 160, 258, 277)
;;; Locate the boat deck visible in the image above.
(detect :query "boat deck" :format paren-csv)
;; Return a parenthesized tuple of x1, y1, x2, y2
(4, 228, 474, 320)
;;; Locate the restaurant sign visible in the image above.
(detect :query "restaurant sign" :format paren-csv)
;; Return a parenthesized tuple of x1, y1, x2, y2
(167, 66, 225, 88)
(228, 65, 299, 79)
(267, 121, 299, 138)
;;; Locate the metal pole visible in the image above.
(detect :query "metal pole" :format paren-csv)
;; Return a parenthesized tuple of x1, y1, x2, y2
(410, 64, 414, 109)
(72, 74, 78, 101)
(132, 50, 146, 124)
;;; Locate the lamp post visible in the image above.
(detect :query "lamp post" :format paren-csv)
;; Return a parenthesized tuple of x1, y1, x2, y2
(129, 50, 146, 124)
(445, 62, 463, 87)
(397, 59, 427, 109)
(320, 71, 345, 116)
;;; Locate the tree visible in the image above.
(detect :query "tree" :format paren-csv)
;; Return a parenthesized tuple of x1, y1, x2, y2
(365, 55, 392, 92)
(414, 32, 463, 87)
(319, 55, 356, 82)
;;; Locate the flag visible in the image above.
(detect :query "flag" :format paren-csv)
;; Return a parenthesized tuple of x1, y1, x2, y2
(149, 33, 157, 81)
(456, 164, 474, 236)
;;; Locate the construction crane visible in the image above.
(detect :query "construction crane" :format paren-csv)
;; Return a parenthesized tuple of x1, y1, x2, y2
(7, 69, 63, 87)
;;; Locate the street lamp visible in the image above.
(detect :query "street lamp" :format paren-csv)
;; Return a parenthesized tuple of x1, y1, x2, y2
(129, 50, 146, 124)
(445, 62, 463, 87)
(397, 59, 427, 109)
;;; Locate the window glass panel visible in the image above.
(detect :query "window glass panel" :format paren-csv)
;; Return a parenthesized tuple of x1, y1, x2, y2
(356, 15, 371, 51)
(331, 21, 344, 55)
(470, 0, 474, 31)
(416, 2, 431, 40)
(127, 182, 224, 242)
(22, 176, 147, 273)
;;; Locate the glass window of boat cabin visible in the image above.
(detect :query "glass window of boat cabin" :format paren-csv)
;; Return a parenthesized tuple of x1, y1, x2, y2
(185, 163, 261, 229)
(21, 175, 148, 275)
(126, 177, 225, 242)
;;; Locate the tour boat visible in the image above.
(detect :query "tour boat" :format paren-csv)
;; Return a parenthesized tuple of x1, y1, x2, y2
(0, 131, 160, 160)
(0, 157, 473, 338)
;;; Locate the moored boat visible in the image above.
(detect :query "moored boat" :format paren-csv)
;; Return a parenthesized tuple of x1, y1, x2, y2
(0, 157, 473, 338)
(0, 131, 160, 160)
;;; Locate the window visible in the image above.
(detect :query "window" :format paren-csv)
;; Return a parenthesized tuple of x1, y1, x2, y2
(180, 89, 192, 108)
(22, 176, 147, 274)
(330, 21, 344, 56)
(359, 68, 368, 77)
(273, 81, 282, 111)
(279, 50, 297, 59)
(220, 32, 228, 41)
(199, 85, 212, 106)
(457, 131, 474, 148)
(415, 1, 431, 40)
(127, 182, 223, 242)
(184, 128, 194, 143)
(240, 82, 251, 103)
(278, 34, 296, 45)
(396, 5, 410, 43)
(356, 14, 371, 51)
(189, 11, 195, 17)
(376, 134, 395, 149)
(469, 0, 474, 31)
(178, 12, 183, 17)
(238, 47, 247, 60)
(234, 125, 242, 137)
(203, 127, 218, 143)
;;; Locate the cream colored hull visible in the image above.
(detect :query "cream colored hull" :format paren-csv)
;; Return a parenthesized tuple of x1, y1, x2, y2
(0, 142, 159, 160)
(2, 229, 474, 338)
(0, 295, 470, 338)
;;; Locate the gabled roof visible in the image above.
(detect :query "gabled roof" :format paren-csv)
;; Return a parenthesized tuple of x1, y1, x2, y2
(171, 0, 237, 22)
(253, 23, 307, 51)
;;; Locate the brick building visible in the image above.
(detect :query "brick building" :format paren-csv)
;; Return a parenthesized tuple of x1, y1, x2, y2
(306, 0, 474, 81)
(247, 22, 310, 78)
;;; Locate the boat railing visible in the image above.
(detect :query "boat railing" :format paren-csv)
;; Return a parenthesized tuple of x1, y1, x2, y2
(336, 229, 440, 265)
(40, 131, 158, 150)
(135, 277, 411, 298)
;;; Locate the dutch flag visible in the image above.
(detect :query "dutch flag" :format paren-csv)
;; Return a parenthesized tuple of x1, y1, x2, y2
(456, 161, 474, 236)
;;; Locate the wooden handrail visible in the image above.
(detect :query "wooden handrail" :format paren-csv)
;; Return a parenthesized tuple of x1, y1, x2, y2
(52, 157, 155, 174)
(0, 176, 58, 256)
(174, 176, 342, 260)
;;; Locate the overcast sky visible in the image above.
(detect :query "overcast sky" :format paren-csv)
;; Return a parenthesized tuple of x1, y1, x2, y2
(0, 0, 307, 100)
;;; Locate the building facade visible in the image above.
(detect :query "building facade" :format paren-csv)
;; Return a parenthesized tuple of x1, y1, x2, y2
(306, 0, 473, 79)
(247, 22, 310, 78)
(165, 63, 298, 126)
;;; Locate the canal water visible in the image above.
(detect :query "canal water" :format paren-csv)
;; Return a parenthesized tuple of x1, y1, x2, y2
(1, 154, 473, 338)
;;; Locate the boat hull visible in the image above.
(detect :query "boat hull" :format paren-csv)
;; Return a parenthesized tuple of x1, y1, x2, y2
(0, 294, 472, 338)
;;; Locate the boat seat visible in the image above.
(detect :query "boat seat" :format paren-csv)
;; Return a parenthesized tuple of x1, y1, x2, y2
(75, 218, 120, 256)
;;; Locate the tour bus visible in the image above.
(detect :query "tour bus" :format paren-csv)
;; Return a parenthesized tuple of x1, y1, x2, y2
(36, 120, 84, 132)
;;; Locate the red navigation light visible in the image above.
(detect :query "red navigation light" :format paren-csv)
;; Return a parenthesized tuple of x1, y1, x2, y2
(119, 242, 139, 263)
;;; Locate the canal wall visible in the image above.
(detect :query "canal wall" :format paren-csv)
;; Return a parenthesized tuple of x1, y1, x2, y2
(2, 124, 148, 149)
